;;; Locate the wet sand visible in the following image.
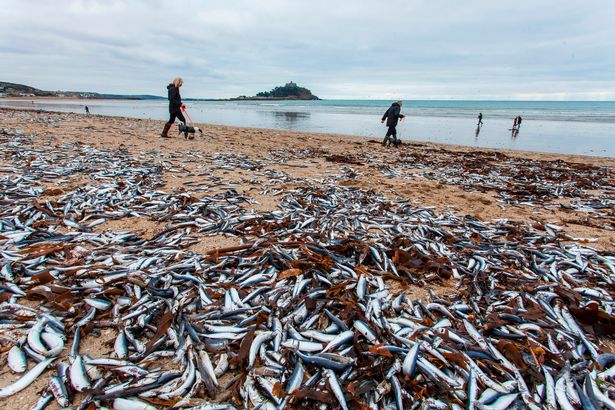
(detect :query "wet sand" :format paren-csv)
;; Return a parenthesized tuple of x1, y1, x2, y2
(0, 107, 614, 408)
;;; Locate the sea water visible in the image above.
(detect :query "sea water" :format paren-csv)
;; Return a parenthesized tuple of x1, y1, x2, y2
(1, 99, 614, 157)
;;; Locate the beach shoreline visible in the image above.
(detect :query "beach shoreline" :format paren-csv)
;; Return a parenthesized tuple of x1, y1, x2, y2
(2, 105, 614, 164)
(2, 97, 615, 157)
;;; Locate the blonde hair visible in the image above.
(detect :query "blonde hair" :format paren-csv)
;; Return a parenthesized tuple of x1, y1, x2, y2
(172, 77, 183, 87)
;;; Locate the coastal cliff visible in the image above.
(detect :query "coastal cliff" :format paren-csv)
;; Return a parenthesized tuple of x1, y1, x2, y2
(0, 82, 56, 97)
(0, 81, 163, 100)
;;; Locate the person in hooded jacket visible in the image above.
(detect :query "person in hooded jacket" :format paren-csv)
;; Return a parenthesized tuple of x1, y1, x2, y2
(160, 77, 186, 138)
(381, 101, 405, 147)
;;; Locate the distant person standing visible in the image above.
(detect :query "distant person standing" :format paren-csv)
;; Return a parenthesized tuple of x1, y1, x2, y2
(512, 116, 518, 130)
(160, 77, 186, 138)
(381, 100, 405, 147)
(477, 112, 483, 126)
(85, 106, 89, 115)
(517, 116, 523, 129)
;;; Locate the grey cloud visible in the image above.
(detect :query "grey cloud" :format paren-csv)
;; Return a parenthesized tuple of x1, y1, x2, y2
(0, 0, 613, 99)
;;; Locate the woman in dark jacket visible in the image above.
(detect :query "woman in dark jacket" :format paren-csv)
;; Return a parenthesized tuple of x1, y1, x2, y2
(160, 77, 186, 138)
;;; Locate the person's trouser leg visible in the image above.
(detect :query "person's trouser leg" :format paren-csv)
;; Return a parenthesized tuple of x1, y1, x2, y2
(160, 122, 172, 137)
(389, 126, 397, 146)
(383, 126, 395, 146)
(161, 113, 179, 137)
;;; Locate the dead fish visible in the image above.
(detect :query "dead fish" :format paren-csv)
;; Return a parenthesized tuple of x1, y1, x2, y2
(0, 358, 55, 398)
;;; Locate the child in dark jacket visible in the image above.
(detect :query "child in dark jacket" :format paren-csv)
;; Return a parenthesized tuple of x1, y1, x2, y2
(381, 101, 405, 147)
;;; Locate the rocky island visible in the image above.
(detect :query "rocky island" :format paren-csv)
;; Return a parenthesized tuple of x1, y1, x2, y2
(232, 81, 320, 100)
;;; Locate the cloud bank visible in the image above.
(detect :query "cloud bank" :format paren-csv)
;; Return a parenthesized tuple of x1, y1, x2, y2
(1, 0, 614, 99)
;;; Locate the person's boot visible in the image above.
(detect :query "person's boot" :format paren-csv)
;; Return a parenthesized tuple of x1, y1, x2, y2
(382, 136, 389, 146)
(160, 122, 172, 138)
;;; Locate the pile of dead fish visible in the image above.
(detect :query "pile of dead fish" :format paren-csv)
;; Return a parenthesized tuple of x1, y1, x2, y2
(1, 128, 615, 410)
(391, 149, 613, 205)
(269, 144, 614, 221)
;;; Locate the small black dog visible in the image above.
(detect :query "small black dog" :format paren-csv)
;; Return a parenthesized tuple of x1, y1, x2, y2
(385, 138, 402, 148)
(178, 123, 203, 140)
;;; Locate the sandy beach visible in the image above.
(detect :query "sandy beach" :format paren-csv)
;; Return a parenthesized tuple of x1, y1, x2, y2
(0, 107, 614, 409)
(2, 107, 613, 248)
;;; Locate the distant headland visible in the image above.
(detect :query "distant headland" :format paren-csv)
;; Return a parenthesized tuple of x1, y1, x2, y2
(0, 81, 163, 100)
(231, 82, 320, 101)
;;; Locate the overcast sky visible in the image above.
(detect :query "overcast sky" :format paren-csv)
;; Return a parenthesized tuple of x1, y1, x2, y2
(1, 0, 614, 99)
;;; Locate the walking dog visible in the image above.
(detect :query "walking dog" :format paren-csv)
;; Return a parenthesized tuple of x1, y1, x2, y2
(178, 123, 203, 140)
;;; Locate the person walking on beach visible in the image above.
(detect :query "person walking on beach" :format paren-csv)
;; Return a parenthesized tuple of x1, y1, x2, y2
(477, 112, 483, 126)
(85, 106, 89, 115)
(511, 116, 521, 138)
(160, 77, 186, 138)
(381, 101, 405, 147)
